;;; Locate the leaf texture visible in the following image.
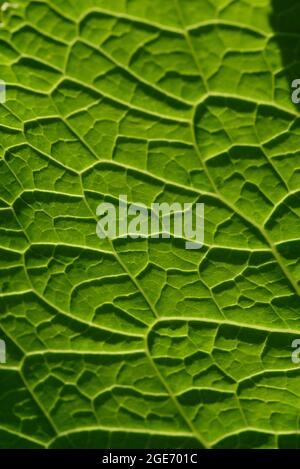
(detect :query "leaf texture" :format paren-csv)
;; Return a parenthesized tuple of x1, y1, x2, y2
(0, 0, 300, 449)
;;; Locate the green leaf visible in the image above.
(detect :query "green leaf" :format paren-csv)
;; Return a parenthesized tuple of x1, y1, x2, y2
(0, 0, 300, 449)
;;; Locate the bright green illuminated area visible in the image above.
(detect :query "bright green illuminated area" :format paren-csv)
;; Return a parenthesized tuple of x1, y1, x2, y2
(0, 0, 300, 449)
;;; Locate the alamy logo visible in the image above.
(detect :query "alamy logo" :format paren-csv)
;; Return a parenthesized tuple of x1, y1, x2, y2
(291, 79, 300, 104)
(96, 195, 205, 250)
(0, 80, 6, 103)
(292, 339, 300, 364)
(0, 340, 6, 363)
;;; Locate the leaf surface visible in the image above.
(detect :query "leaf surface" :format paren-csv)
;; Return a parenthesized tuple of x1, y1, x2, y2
(0, 0, 300, 449)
